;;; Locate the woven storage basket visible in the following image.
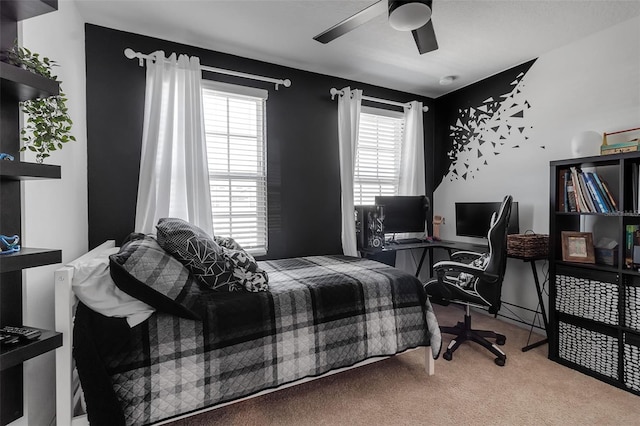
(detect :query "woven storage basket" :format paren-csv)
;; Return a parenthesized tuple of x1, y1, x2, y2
(556, 273, 618, 325)
(507, 232, 549, 257)
(558, 322, 618, 379)
(625, 286, 640, 332)
(624, 341, 640, 392)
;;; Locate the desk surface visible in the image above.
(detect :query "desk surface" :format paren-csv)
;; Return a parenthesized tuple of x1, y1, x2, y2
(359, 239, 487, 255)
(360, 240, 549, 262)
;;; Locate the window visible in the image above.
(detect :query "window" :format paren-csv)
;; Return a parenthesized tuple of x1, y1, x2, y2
(354, 107, 405, 205)
(201, 80, 268, 255)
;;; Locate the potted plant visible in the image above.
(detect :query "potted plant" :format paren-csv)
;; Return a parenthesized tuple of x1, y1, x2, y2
(5, 44, 75, 164)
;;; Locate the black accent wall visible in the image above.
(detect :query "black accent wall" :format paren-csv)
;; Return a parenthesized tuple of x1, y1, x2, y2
(85, 24, 435, 259)
(432, 59, 536, 188)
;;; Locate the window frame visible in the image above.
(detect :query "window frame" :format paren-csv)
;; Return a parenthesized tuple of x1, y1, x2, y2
(201, 79, 269, 256)
(353, 106, 405, 206)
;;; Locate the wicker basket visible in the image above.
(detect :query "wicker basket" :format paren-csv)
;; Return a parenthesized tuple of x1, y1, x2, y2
(557, 273, 618, 325)
(558, 322, 618, 379)
(624, 340, 640, 392)
(507, 232, 549, 258)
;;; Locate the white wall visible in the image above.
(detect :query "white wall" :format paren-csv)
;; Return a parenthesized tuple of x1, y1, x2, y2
(17, 1, 88, 424)
(433, 16, 640, 330)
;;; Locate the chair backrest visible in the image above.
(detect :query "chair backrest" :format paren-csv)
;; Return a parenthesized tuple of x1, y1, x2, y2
(475, 195, 512, 313)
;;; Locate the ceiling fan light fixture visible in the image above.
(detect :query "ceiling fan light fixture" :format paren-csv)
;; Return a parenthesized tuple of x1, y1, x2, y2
(388, 1, 432, 32)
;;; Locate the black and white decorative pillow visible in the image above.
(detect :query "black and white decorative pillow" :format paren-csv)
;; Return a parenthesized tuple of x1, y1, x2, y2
(156, 218, 269, 292)
(109, 234, 205, 319)
(214, 235, 243, 251)
(156, 218, 238, 291)
(457, 253, 489, 290)
(223, 247, 269, 292)
(213, 235, 269, 291)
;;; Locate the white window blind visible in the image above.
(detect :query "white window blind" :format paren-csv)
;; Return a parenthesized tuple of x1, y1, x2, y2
(201, 80, 268, 255)
(354, 107, 405, 205)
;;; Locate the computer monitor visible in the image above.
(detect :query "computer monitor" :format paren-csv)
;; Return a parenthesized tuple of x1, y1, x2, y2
(455, 201, 519, 238)
(374, 195, 429, 234)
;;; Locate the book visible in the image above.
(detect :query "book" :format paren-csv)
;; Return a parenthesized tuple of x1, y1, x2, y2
(584, 172, 608, 213)
(558, 169, 567, 212)
(626, 224, 640, 268)
(566, 176, 578, 212)
(591, 172, 616, 212)
(600, 179, 618, 211)
(570, 167, 587, 212)
(577, 170, 596, 212)
(633, 164, 639, 213)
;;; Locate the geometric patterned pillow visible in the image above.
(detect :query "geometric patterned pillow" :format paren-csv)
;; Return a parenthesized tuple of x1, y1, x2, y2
(155, 218, 238, 292)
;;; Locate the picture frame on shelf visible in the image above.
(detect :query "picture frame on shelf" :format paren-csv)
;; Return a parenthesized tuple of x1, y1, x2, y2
(561, 231, 595, 263)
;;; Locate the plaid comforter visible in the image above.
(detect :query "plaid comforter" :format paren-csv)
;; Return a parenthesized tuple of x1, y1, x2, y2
(80, 255, 441, 425)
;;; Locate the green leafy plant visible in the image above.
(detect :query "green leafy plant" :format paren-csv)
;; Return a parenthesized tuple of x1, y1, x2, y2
(6, 45, 75, 163)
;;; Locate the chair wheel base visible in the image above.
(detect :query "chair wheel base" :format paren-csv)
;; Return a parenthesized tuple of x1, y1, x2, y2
(494, 357, 506, 367)
(443, 351, 453, 361)
(496, 334, 506, 345)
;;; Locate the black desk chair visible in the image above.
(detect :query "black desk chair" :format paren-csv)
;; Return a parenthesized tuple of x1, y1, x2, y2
(424, 195, 512, 366)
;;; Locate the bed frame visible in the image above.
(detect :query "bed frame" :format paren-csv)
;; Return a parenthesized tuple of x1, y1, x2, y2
(55, 241, 435, 425)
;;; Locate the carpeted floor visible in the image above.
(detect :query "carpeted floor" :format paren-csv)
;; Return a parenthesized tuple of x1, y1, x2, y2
(167, 304, 639, 425)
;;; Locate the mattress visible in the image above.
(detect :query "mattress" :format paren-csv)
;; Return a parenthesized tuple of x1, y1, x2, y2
(73, 255, 441, 425)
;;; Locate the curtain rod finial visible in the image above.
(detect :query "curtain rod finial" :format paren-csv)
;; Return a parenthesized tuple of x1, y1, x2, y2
(283, 79, 292, 88)
(124, 48, 136, 59)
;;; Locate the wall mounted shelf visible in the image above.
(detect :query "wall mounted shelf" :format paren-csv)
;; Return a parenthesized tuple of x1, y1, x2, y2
(0, 161, 61, 180)
(0, 62, 59, 102)
(0, 248, 62, 273)
(0, 0, 57, 21)
(0, 329, 62, 372)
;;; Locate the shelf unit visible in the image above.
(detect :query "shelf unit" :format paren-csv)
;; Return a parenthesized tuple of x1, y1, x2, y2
(0, 161, 61, 180)
(549, 151, 640, 396)
(0, 1, 61, 424)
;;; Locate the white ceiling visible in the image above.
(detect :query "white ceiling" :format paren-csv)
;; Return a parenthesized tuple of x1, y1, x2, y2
(73, 0, 640, 98)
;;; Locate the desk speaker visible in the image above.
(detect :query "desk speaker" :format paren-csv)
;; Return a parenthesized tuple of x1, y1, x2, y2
(355, 205, 385, 249)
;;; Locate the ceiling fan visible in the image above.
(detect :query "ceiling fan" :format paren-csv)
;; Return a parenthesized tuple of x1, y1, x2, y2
(313, 1, 438, 54)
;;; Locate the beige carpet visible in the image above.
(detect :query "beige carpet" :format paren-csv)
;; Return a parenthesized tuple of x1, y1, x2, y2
(168, 304, 639, 426)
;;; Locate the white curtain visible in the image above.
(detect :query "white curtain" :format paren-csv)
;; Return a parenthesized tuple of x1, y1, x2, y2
(396, 101, 427, 276)
(337, 87, 362, 256)
(135, 51, 213, 235)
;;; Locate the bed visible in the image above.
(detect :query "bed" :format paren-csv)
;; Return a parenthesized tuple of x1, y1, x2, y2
(55, 237, 441, 426)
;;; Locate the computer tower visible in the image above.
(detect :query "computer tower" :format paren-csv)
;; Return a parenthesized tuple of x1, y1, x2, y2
(355, 205, 385, 249)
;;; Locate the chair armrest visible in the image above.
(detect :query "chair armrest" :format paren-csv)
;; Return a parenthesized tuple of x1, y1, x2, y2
(433, 260, 499, 283)
(450, 250, 483, 262)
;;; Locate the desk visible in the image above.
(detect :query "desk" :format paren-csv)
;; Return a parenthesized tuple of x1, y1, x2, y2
(360, 241, 550, 352)
(359, 239, 487, 278)
(506, 254, 549, 352)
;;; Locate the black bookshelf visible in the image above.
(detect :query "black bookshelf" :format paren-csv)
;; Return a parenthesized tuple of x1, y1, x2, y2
(549, 151, 640, 397)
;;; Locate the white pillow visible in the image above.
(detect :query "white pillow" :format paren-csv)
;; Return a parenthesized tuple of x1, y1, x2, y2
(68, 247, 155, 327)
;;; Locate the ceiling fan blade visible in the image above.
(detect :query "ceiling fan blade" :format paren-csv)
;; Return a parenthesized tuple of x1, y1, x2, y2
(412, 19, 438, 54)
(314, 0, 387, 44)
